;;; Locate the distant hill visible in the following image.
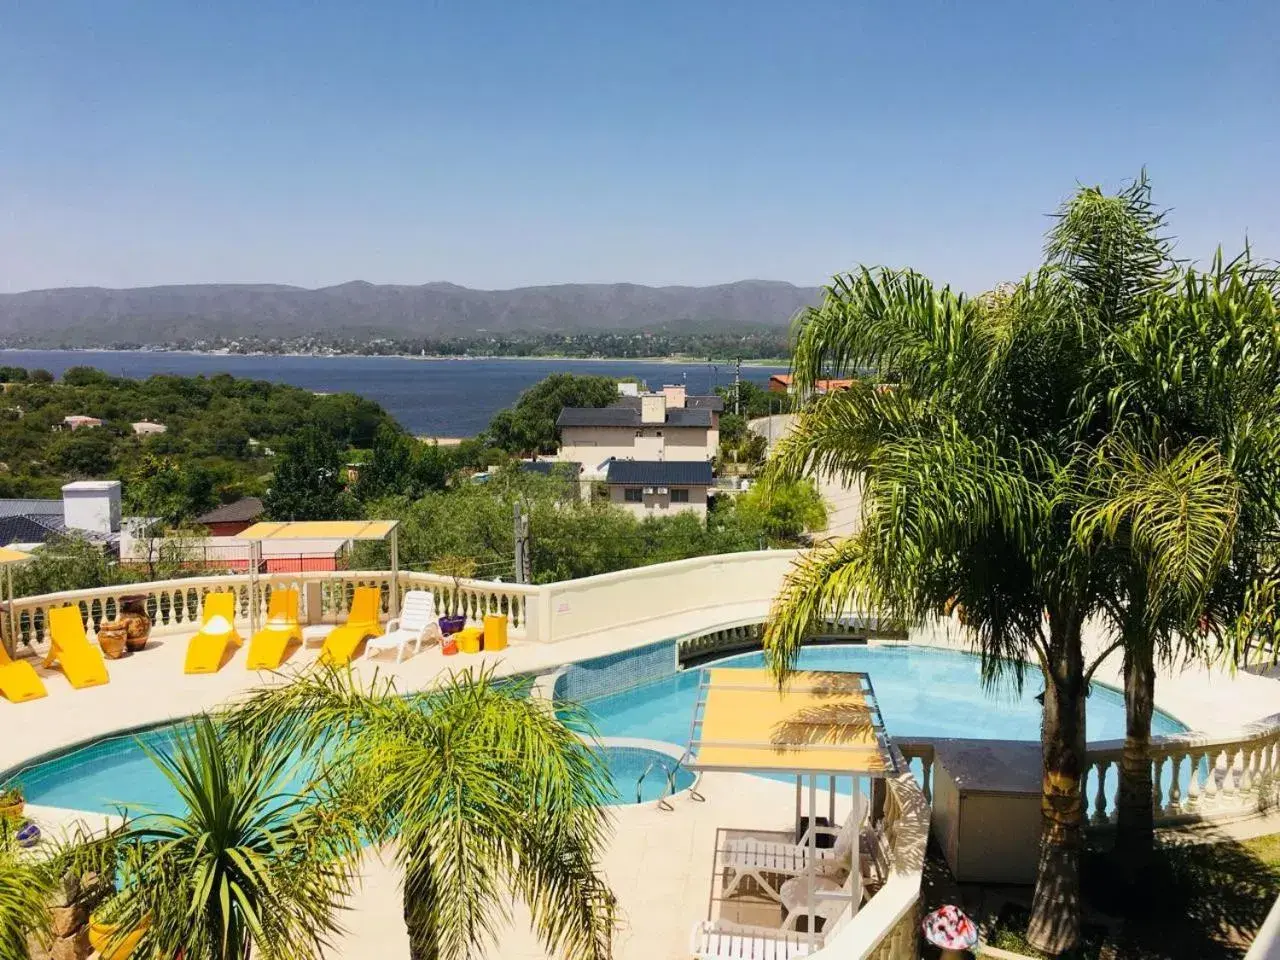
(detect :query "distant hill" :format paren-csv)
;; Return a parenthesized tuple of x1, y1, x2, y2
(0, 280, 820, 347)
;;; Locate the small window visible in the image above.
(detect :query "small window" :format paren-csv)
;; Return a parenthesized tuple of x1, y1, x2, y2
(671, 488, 690, 503)
(624, 487, 643, 503)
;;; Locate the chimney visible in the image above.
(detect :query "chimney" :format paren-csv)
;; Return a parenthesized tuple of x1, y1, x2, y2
(661, 384, 686, 408)
(640, 394, 667, 425)
(62, 480, 122, 535)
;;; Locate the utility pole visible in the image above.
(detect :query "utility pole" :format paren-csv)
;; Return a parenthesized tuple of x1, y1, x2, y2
(513, 501, 531, 584)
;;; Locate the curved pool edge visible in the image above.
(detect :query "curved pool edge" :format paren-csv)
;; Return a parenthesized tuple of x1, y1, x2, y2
(5, 634, 1269, 802)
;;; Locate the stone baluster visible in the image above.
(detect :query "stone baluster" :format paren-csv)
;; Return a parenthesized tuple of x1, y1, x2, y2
(1091, 759, 1111, 825)
(1221, 747, 1241, 806)
(1186, 751, 1203, 812)
(1203, 748, 1221, 807)
(1151, 756, 1165, 815)
(1166, 753, 1183, 817)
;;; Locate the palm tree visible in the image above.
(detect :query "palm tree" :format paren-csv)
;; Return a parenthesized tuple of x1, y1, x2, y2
(760, 178, 1280, 951)
(229, 666, 617, 960)
(94, 715, 365, 960)
(763, 261, 1113, 953)
(1078, 253, 1280, 869)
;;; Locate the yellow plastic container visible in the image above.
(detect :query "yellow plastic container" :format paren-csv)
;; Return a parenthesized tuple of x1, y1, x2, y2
(456, 626, 483, 655)
(482, 614, 508, 652)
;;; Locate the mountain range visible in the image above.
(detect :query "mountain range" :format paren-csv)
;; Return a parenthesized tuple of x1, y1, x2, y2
(0, 280, 821, 347)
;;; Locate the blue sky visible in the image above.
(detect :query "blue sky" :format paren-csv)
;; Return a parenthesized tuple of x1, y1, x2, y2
(2, 0, 1277, 293)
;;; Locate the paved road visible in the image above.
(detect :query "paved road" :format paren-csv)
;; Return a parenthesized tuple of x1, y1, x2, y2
(749, 414, 862, 539)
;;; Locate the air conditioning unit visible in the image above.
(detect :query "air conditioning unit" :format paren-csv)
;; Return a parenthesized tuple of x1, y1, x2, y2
(643, 487, 656, 494)
(656, 487, 669, 494)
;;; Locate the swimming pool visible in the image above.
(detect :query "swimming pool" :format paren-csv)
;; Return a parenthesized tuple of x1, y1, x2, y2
(10, 642, 1186, 817)
(571, 644, 1186, 745)
(11, 730, 692, 816)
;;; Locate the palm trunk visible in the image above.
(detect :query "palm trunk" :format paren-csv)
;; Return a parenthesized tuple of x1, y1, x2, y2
(1115, 636, 1155, 875)
(1027, 608, 1086, 956)
(404, 860, 439, 960)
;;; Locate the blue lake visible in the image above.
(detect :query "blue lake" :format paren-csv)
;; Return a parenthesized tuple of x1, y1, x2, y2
(0, 350, 787, 436)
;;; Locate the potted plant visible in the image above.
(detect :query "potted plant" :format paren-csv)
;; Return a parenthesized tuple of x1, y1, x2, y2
(433, 554, 476, 636)
(0, 783, 24, 820)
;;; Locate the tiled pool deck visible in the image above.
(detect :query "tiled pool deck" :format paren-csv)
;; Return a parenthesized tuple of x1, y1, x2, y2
(5, 601, 1280, 960)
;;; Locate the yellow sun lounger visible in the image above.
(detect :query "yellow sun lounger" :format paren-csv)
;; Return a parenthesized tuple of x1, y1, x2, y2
(184, 592, 242, 674)
(245, 588, 302, 670)
(319, 585, 384, 667)
(0, 641, 47, 702)
(45, 605, 110, 689)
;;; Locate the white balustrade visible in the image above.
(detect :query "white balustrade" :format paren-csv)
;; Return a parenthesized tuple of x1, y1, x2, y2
(4, 568, 542, 654)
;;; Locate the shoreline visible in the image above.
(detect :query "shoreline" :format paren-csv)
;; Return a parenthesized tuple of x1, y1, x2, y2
(0, 347, 790, 367)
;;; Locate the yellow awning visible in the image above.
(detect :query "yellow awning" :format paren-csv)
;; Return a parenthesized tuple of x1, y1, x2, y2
(0, 547, 34, 566)
(238, 520, 399, 542)
(687, 668, 894, 776)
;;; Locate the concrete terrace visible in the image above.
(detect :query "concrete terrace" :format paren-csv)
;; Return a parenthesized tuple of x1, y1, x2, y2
(4, 552, 1280, 959)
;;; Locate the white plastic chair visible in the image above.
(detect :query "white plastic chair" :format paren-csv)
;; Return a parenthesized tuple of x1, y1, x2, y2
(365, 590, 437, 663)
(720, 797, 864, 901)
(689, 920, 816, 959)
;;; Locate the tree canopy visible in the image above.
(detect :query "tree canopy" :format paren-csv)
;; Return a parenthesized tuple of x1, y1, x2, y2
(484, 373, 619, 456)
(0, 367, 399, 501)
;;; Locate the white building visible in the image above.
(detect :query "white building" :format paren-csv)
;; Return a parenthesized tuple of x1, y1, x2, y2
(555, 385, 721, 472)
(604, 460, 713, 519)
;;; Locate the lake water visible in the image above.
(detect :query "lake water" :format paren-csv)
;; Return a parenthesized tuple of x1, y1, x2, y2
(0, 351, 787, 436)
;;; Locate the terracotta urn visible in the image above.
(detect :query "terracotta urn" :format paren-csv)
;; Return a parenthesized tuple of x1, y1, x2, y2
(97, 621, 129, 659)
(118, 594, 152, 652)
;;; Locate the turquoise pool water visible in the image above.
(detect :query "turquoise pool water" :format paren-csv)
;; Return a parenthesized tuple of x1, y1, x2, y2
(12, 730, 690, 815)
(577, 645, 1186, 744)
(10, 644, 1186, 817)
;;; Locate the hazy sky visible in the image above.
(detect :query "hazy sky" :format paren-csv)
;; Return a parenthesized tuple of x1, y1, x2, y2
(2, 1, 1277, 294)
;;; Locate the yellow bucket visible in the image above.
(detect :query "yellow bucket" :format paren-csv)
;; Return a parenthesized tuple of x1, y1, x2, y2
(483, 614, 508, 651)
(456, 626, 483, 655)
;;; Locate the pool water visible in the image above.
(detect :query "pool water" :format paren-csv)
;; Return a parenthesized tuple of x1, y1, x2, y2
(13, 729, 691, 816)
(578, 645, 1186, 744)
(12, 644, 1186, 817)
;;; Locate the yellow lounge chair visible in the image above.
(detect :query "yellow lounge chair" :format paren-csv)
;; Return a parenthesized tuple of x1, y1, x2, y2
(318, 586, 384, 667)
(45, 606, 110, 689)
(89, 915, 149, 960)
(184, 592, 242, 674)
(0, 642, 47, 702)
(245, 588, 302, 670)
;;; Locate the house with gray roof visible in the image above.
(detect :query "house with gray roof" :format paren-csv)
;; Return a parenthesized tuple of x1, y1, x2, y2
(555, 384, 720, 472)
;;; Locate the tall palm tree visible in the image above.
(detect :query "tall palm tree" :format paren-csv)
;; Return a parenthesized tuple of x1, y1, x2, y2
(758, 181, 1258, 952)
(1079, 253, 1280, 868)
(763, 262, 1112, 953)
(94, 714, 365, 960)
(229, 666, 617, 960)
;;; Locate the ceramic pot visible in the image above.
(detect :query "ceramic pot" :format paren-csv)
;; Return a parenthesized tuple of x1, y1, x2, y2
(119, 595, 152, 652)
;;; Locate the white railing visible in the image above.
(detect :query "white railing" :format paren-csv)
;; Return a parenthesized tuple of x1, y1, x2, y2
(1083, 714, 1280, 827)
(539, 550, 798, 644)
(5, 569, 542, 652)
(1248, 895, 1280, 959)
(813, 752, 931, 959)
(898, 717, 1280, 831)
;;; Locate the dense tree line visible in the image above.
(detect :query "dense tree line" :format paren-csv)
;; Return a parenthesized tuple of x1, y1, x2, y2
(0, 366, 397, 501)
